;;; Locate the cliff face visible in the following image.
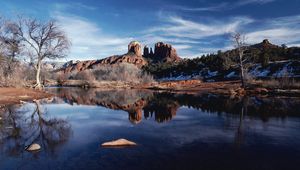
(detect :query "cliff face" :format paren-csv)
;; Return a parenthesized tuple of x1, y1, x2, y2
(143, 42, 181, 63)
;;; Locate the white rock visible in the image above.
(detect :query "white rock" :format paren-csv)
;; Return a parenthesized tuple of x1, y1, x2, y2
(101, 138, 137, 147)
(26, 143, 41, 151)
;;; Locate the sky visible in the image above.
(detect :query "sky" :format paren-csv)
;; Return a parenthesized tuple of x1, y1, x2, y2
(0, 0, 299, 61)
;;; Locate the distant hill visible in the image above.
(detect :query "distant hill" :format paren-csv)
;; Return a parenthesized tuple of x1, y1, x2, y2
(144, 39, 300, 80)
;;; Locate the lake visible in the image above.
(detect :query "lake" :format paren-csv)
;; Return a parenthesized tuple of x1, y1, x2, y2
(0, 88, 300, 170)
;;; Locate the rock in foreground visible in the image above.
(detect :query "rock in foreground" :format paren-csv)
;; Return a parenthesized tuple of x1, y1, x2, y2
(101, 138, 137, 147)
(26, 143, 41, 151)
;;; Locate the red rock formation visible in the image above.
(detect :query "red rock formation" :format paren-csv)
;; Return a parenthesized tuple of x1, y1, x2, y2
(61, 41, 147, 74)
(60, 41, 182, 74)
(143, 42, 181, 63)
(154, 42, 181, 62)
(128, 41, 142, 56)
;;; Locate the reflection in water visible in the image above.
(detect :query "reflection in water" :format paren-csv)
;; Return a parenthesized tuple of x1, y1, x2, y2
(0, 88, 299, 170)
(0, 101, 72, 158)
(47, 88, 300, 124)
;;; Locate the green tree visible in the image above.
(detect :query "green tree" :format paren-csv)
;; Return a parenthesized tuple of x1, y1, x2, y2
(261, 52, 270, 67)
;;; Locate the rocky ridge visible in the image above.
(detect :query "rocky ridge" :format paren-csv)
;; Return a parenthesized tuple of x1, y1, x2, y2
(60, 41, 181, 74)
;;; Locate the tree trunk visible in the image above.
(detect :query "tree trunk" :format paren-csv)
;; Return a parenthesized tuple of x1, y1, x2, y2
(35, 60, 42, 89)
(240, 63, 245, 88)
(239, 53, 245, 88)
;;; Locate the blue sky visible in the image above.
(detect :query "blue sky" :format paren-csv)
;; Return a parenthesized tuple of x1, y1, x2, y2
(0, 0, 299, 60)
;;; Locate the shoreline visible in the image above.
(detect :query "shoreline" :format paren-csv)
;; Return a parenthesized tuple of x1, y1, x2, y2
(0, 88, 52, 106)
(2, 79, 300, 106)
(52, 79, 300, 96)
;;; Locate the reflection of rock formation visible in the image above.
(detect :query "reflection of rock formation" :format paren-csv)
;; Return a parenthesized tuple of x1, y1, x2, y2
(143, 93, 180, 123)
(0, 102, 72, 157)
(47, 88, 300, 124)
(47, 88, 180, 123)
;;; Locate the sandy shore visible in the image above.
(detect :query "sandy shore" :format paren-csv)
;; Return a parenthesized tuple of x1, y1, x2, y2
(0, 88, 52, 106)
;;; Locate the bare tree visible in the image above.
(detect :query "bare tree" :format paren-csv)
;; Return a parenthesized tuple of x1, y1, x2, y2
(7, 17, 71, 89)
(232, 33, 248, 88)
(0, 17, 23, 79)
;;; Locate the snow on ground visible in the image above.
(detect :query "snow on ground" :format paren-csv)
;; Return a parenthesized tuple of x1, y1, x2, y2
(225, 71, 236, 78)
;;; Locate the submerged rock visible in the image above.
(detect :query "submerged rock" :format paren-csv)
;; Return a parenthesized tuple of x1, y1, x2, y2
(101, 138, 137, 147)
(26, 143, 41, 151)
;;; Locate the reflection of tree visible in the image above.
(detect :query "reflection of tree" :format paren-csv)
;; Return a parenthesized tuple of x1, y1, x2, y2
(234, 97, 249, 147)
(26, 101, 72, 154)
(0, 105, 23, 156)
(0, 101, 72, 157)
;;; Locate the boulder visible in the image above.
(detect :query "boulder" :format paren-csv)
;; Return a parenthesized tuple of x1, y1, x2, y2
(26, 143, 41, 151)
(101, 138, 137, 147)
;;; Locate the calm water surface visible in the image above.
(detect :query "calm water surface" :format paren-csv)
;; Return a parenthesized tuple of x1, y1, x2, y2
(0, 88, 300, 170)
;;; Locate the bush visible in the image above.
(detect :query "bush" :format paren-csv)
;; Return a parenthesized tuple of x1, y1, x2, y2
(0, 62, 28, 87)
(73, 63, 155, 84)
(74, 70, 95, 81)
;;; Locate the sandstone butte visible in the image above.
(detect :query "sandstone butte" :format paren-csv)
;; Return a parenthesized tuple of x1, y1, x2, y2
(60, 41, 182, 74)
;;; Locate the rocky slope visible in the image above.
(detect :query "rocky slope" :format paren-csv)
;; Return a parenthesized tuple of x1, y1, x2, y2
(61, 41, 147, 74)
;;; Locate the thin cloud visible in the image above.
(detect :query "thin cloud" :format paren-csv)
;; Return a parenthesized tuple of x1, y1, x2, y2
(244, 14, 300, 45)
(52, 12, 133, 60)
(175, 0, 278, 12)
(174, 3, 228, 12)
(53, 2, 97, 11)
(246, 28, 300, 45)
(146, 16, 253, 39)
(238, 0, 276, 6)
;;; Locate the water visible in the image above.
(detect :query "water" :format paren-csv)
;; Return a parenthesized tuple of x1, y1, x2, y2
(0, 88, 300, 170)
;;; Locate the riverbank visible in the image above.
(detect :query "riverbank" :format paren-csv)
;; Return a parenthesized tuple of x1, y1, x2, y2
(46, 79, 300, 96)
(0, 88, 52, 106)
(2, 79, 300, 106)
(49, 79, 241, 94)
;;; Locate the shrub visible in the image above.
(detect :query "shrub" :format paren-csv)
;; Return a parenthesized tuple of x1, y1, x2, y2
(73, 63, 155, 84)
(74, 70, 95, 81)
(0, 62, 28, 87)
